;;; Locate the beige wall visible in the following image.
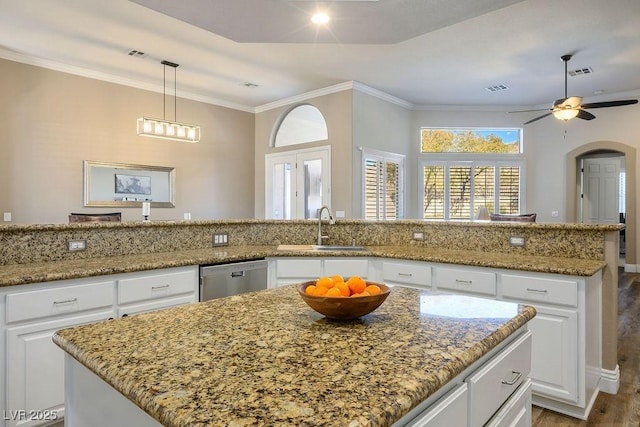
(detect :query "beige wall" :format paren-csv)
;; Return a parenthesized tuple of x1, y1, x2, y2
(0, 59, 255, 224)
(254, 90, 353, 218)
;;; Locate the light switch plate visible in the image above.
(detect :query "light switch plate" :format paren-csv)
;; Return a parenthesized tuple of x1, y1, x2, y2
(3, 212, 11, 222)
(412, 231, 425, 241)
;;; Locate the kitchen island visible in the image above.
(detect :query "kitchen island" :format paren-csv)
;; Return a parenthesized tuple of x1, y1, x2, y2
(53, 285, 536, 427)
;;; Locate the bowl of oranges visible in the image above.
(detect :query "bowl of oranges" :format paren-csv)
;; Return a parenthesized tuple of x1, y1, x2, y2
(297, 275, 391, 320)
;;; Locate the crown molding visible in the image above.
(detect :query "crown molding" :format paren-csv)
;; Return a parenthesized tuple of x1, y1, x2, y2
(0, 48, 255, 113)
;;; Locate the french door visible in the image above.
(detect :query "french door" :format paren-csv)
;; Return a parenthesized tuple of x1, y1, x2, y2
(265, 146, 331, 219)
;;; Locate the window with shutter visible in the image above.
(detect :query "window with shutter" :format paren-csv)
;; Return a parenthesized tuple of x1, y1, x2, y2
(362, 149, 405, 220)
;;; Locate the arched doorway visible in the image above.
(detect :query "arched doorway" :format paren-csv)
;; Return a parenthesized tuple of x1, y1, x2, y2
(566, 141, 636, 270)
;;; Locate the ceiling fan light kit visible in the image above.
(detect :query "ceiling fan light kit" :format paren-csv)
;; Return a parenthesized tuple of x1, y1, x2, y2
(510, 54, 638, 125)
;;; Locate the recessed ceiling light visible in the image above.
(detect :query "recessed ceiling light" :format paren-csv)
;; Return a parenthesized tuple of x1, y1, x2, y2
(311, 12, 330, 25)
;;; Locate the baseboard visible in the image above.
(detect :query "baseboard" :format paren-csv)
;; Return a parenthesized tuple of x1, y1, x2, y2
(599, 365, 620, 394)
(624, 264, 638, 273)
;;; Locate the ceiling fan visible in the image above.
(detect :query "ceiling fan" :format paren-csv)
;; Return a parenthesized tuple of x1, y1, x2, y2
(510, 54, 638, 125)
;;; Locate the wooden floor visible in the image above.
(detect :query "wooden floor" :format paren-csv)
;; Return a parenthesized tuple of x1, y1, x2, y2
(532, 269, 640, 427)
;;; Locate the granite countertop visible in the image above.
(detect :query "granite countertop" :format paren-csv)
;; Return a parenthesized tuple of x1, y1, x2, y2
(53, 286, 536, 427)
(0, 245, 606, 287)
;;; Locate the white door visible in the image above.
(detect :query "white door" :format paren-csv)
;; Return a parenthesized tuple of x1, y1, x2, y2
(265, 146, 331, 219)
(582, 157, 620, 224)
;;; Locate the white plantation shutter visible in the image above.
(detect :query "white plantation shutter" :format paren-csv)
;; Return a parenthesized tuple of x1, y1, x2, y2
(421, 160, 523, 220)
(362, 150, 404, 220)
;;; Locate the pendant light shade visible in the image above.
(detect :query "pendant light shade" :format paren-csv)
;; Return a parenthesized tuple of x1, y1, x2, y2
(137, 60, 201, 143)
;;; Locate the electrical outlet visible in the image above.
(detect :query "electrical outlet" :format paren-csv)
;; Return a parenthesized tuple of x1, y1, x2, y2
(509, 236, 526, 247)
(212, 233, 229, 247)
(551, 210, 559, 218)
(412, 231, 425, 241)
(3, 212, 11, 222)
(67, 239, 87, 251)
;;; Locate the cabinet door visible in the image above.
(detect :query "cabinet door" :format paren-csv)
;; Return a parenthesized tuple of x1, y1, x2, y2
(6, 312, 112, 427)
(528, 305, 579, 404)
(324, 259, 369, 279)
(274, 258, 323, 287)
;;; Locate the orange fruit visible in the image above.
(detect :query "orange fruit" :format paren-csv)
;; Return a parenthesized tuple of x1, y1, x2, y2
(305, 285, 318, 295)
(314, 286, 328, 296)
(331, 274, 344, 284)
(335, 281, 350, 297)
(325, 287, 342, 297)
(316, 276, 333, 289)
(365, 284, 382, 296)
(347, 276, 366, 294)
(350, 293, 361, 297)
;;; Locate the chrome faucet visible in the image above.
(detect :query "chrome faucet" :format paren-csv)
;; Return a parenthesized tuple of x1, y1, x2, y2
(317, 206, 335, 245)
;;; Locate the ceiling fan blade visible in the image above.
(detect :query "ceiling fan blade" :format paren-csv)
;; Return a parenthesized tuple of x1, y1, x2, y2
(581, 99, 638, 109)
(576, 109, 596, 120)
(524, 112, 552, 125)
(508, 108, 551, 113)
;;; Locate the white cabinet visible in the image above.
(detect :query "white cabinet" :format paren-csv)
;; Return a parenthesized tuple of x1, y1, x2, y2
(486, 379, 532, 427)
(434, 265, 496, 297)
(467, 330, 531, 427)
(117, 266, 198, 317)
(404, 384, 468, 427)
(381, 260, 431, 289)
(268, 257, 370, 288)
(1, 266, 199, 427)
(524, 305, 578, 403)
(6, 312, 111, 427)
(4, 278, 116, 427)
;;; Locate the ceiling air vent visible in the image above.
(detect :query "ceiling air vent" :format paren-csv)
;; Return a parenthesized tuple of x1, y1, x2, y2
(126, 49, 147, 58)
(485, 84, 509, 93)
(568, 67, 593, 77)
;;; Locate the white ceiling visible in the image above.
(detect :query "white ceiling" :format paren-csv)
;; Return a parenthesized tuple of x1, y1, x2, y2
(0, 0, 639, 113)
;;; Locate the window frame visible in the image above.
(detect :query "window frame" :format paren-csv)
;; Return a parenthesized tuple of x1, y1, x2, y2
(361, 148, 405, 220)
(418, 153, 526, 220)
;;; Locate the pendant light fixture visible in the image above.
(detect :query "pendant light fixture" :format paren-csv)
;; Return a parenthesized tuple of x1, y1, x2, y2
(137, 60, 201, 143)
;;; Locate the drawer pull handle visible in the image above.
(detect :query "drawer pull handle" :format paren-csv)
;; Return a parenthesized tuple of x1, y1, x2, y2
(398, 273, 413, 277)
(526, 288, 548, 294)
(53, 298, 78, 305)
(455, 279, 473, 285)
(152, 284, 170, 290)
(501, 371, 522, 385)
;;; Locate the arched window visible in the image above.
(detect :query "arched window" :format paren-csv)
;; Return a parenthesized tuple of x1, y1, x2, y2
(273, 104, 328, 147)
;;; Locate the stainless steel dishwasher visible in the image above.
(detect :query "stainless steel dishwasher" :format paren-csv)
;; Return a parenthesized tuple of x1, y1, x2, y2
(199, 259, 268, 301)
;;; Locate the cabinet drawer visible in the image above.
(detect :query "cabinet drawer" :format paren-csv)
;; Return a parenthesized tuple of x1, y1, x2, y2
(406, 384, 467, 427)
(6, 281, 114, 323)
(467, 331, 532, 427)
(324, 259, 369, 279)
(486, 378, 532, 427)
(276, 259, 322, 278)
(501, 274, 578, 307)
(435, 267, 496, 296)
(118, 267, 197, 304)
(382, 261, 431, 287)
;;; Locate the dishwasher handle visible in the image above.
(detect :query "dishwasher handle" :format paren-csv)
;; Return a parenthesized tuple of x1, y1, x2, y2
(230, 270, 245, 278)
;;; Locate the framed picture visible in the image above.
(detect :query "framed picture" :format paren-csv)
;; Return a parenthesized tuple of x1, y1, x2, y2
(114, 174, 151, 195)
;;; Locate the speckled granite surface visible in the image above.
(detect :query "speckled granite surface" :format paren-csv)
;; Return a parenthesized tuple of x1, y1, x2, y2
(0, 244, 605, 287)
(53, 286, 536, 427)
(0, 220, 621, 266)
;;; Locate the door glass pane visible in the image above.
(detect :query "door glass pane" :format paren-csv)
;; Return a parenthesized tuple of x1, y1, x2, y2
(303, 159, 322, 219)
(423, 166, 445, 219)
(272, 162, 292, 219)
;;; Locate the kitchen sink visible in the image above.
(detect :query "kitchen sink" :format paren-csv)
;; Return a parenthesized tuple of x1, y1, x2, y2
(311, 245, 369, 252)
